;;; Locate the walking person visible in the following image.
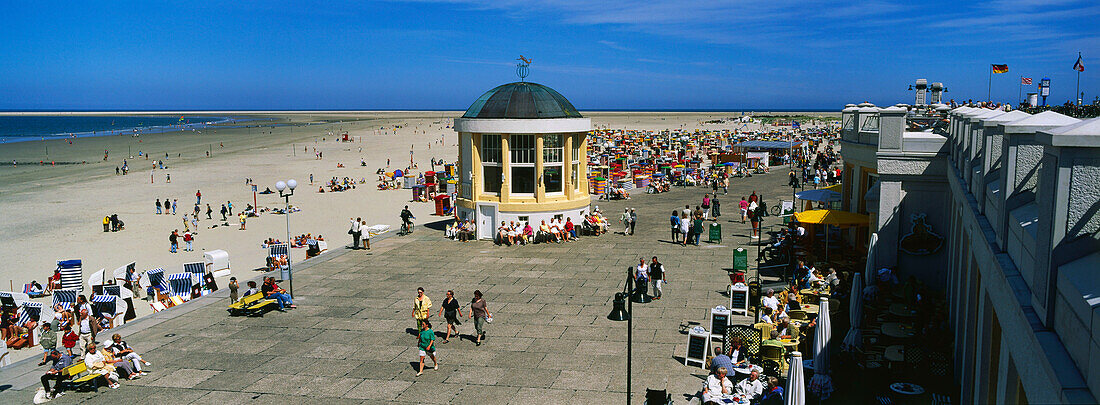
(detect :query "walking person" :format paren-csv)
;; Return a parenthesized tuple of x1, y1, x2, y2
(169, 230, 179, 253)
(220, 204, 228, 221)
(629, 208, 637, 235)
(469, 290, 491, 346)
(183, 231, 194, 252)
(415, 320, 438, 376)
(702, 194, 711, 220)
(670, 210, 681, 243)
(155, 199, 162, 215)
(206, 204, 213, 219)
(620, 209, 630, 235)
(679, 213, 690, 246)
(740, 197, 748, 223)
(227, 201, 233, 215)
(350, 217, 362, 249)
(103, 215, 110, 232)
(650, 256, 666, 300)
(182, 214, 190, 232)
(748, 198, 759, 238)
(712, 196, 721, 220)
(193, 203, 200, 218)
(171, 199, 177, 215)
(195, 190, 201, 205)
(412, 287, 431, 332)
(438, 290, 462, 343)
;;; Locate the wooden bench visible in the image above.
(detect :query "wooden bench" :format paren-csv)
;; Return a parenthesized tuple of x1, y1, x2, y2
(227, 292, 277, 317)
(63, 361, 105, 390)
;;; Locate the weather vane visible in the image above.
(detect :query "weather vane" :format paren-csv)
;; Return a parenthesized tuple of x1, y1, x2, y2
(516, 55, 531, 82)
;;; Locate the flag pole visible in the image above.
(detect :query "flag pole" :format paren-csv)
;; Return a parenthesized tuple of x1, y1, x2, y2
(988, 64, 993, 102)
(1077, 52, 1082, 106)
(1019, 76, 1023, 105)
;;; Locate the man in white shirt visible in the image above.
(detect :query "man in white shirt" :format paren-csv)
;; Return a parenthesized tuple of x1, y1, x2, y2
(761, 289, 779, 313)
(703, 367, 734, 404)
(735, 370, 764, 401)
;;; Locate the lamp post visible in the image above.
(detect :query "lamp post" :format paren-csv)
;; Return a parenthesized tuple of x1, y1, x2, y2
(275, 179, 297, 296)
(608, 269, 634, 405)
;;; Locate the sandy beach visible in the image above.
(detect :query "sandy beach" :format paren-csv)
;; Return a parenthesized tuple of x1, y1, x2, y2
(0, 110, 834, 364)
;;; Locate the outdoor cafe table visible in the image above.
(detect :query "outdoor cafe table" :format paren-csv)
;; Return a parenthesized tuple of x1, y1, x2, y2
(890, 303, 917, 317)
(884, 345, 905, 362)
(882, 322, 916, 339)
(780, 338, 799, 350)
(732, 364, 764, 376)
(799, 303, 819, 315)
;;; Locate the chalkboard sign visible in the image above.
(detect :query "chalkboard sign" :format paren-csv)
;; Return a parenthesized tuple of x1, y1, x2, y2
(709, 223, 722, 243)
(733, 248, 748, 271)
(729, 283, 749, 315)
(709, 307, 732, 340)
(685, 329, 710, 368)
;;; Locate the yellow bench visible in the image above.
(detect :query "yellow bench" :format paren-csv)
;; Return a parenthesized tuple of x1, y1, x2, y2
(227, 292, 278, 317)
(63, 361, 106, 389)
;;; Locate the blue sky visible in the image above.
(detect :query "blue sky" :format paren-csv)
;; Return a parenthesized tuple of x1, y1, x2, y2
(0, 0, 1096, 110)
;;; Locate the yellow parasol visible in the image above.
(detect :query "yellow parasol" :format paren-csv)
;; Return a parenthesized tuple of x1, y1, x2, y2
(793, 209, 869, 226)
(822, 184, 841, 193)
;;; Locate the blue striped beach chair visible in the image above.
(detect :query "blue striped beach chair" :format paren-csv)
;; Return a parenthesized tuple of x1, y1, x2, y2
(145, 268, 168, 297)
(269, 243, 289, 271)
(53, 290, 77, 311)
(16, 302, 42, 326)
(57, 259, 83, 293)
(91, 295, 118, 328)
(167, 273, 192, 302)
(183, 262, 205, 289)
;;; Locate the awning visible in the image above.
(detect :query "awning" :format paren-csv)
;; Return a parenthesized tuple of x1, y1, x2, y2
(793, 209, 871, 226)
(795, 189, 841, 202)
(822, 184, 841, 192)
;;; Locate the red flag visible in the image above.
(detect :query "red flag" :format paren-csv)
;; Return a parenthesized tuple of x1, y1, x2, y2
(1074, 55, 1085, 72)
(1021, 77, 1032, 85)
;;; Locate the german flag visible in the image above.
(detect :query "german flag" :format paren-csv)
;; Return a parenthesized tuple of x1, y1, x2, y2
(991, 64, 1009, 73)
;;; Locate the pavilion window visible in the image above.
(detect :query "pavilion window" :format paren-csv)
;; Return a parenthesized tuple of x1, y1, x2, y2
(510, 134, 536, 194)
(482, 134, 502, 194)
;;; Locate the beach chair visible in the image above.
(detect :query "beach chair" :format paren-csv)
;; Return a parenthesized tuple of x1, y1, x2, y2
(150, 301, 168, 313)
(268, 243, 289, 271)
(62, 361, 106, 390)
(53, 290, 77, 312)
(144, 268, 169, 298)
(91, 295, 117, 328)
(227, 292, 277, 317)
(167, 273, 192, 302)
(56, 259, 84, 293)
(23, 283, 48, 298)
(183, 262, 205, 291)
(15, 302, 43, 346)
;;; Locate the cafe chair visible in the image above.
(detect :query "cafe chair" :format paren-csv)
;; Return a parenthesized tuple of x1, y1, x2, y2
(761, 359, 782, 379)
(789, 310, 809, 321)
(644, 389, 671, 405)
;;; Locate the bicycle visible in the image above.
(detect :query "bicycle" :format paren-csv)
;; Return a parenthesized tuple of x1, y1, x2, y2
(770, 199, 793, 217)
(399, 220, 414, 236)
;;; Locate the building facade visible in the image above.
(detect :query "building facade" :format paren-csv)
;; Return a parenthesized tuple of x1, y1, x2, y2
(454, 82, 592, 240)
(844, 102, 1100, 403)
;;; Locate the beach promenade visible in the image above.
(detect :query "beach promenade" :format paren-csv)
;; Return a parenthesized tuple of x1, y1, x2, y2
(0, 168, 791, 404)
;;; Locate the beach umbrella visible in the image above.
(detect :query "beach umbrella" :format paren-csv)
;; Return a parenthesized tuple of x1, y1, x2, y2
(864, 233, 879, 287)
(794, 189, 841, 203)
(786, 351, 806, 405)
(809, 297, 834, 400)
(842, 273, 863, 352)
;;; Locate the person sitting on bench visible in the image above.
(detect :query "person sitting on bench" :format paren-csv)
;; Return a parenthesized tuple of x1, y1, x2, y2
(261, 277, 295, 311)
(40, 349, 72, 400)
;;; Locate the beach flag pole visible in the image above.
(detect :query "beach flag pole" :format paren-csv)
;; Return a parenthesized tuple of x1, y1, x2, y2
(988, 64, 993, 101)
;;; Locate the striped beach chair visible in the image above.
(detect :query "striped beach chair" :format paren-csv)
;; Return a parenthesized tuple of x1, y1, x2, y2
(53, 290, 77, 311)
(145, 268, 168, 296)
(57, 259, 83, 293)
(269, 243, 289, 271)
(183, 262, 205, 288)
(16, 302, 42, 326)
(91, 295, 117, 328)
(167, 273, 192, 301)
(103, 285, 121, 297)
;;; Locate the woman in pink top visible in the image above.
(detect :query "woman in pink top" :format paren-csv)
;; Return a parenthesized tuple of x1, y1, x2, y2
(739, 197, 749, 224)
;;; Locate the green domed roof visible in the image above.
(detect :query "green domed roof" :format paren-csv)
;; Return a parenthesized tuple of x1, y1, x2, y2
(462, 82, 582, 119)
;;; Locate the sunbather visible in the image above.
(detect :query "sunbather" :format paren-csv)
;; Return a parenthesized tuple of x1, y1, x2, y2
(108, 333, 150, 376)
(83, 343, 122, 388)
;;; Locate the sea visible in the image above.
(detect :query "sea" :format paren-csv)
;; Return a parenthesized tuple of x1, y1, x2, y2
(0, 115, 240, 143)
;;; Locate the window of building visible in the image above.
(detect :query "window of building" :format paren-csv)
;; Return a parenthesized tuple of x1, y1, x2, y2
(571, 163, 580, 191)
(544, 166, 562, 193)
(510, 134, 535, 194)
(481, 134, 502, 194)
(571, 134, 582, 191)
(512, 166, 535, 194)
(542, 134, 564, 194)
(544, 134, 563, 163)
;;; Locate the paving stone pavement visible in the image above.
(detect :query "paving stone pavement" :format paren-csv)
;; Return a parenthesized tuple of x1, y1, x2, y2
(0, 168, 795, 404)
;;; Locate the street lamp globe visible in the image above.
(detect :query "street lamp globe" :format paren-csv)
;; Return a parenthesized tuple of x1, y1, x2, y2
(287, 179, 297, 190)
(275, 181, 287, 192)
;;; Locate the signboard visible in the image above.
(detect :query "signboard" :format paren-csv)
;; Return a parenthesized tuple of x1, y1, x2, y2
(729, 283, 749, 316)
(685, 327, 710, 368)
(733, 248, 748, 271)
(709, 307, 732, 340)
(251, 185, 257, 192)
(709, 223, 722, 243)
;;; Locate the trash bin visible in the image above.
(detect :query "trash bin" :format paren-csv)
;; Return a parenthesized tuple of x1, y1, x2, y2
(709, 222, 722, 243)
